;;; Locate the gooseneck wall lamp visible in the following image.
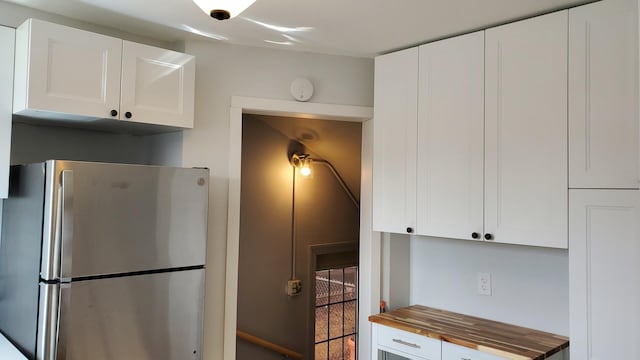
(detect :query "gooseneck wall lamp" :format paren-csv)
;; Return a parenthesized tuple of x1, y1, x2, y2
(192, 0, 257, 20)
(289, 152, 359, 209)
(285, 152, 360, 297)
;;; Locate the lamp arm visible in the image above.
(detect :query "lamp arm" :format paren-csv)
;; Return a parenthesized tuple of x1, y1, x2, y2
(313, 160, 360, 210)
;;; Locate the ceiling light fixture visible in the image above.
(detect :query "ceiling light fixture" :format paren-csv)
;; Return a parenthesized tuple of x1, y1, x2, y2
(192, 0, 256, 20)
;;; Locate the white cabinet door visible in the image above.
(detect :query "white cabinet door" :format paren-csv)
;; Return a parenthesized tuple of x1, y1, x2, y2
(416, 31, 484, 240)
(372, 48, 418, 234)
(0, 26, 14, 199)
(120, 41, 195, 128)
(13, 19, 122, 120)
(569, 190, 640, 360)
(569, 0, 639, 189)
(485, 11, 568, 248)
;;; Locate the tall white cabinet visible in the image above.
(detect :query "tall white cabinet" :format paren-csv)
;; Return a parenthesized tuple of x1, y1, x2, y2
(568, 0, 639, 189)
(416, 31, 485, 241)
(484, 11, 568, 248)
(567, 1, 640, 359)
(0, 26, 15, 199)
(569, 190, 640, 360)
(372, 47, 418, 234)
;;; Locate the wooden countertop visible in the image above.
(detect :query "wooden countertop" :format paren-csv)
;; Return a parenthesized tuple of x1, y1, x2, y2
(369, 305, 568, 360)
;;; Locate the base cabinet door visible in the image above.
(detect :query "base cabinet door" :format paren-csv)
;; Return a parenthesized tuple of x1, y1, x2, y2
(569, 190, 640, 359)
(372, 48, 418, 234)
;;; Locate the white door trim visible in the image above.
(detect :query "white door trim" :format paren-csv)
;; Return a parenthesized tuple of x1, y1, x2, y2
(224, 96, 377, 360)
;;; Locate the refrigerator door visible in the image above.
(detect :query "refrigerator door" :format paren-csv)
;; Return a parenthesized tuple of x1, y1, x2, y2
(0, 164, 47, 359)
(38, 269, 205, 360)
(40, 161, 208, 280)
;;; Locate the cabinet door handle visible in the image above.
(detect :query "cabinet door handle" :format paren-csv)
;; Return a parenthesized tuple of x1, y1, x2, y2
(110, 109, 118, 117)
(461, 358, 472, 360)
(406, 227, 413, 234)
(484, 233, 493, 240)
(392, 338, 420, 349)
(125, 111, 133, 119)
(471, 232, 479, 239)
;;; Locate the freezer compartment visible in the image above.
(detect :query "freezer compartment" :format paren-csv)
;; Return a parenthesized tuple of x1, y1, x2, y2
(40, 160, 209, 280)
(38, 269, 205, 360)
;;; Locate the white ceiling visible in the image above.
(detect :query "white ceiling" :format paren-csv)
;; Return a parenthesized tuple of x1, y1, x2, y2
(4, 0, 592, 57)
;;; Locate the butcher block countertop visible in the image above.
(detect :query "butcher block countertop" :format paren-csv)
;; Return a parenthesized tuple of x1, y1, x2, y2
(369, 305, 569, 360)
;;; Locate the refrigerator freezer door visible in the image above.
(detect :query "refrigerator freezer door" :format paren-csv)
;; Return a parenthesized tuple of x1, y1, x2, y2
(40, 161, 208, 280)
(40, 269, 205, 360)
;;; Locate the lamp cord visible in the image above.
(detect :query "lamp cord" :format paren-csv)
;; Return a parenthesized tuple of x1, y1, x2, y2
(290, 166, 296, 280)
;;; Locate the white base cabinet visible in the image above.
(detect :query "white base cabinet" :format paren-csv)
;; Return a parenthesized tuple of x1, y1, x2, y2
(441, 342, 504, 360)
(569, 190, 640, 360)
(0, 26, 15, 199)
(13, 19, 195, 131)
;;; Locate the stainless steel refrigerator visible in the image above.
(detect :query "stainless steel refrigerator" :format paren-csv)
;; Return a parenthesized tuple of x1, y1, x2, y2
(0, 160, 209, 360)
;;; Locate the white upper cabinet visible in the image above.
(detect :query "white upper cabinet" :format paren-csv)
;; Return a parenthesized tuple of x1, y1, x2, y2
(13, 19, 195, 131)
(569, 0, 639, 189)
(484, 11, 568, 248)
(569, 189, 640, 360)
(0, 26, 15, 199)
(13, 19, 122, 121)
(416, 31, 485, 241)
(120, 41, 195, 129)
(372, 47, 418, 234)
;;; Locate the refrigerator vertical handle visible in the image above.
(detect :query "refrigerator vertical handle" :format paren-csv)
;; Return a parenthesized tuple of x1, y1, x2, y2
(37, 284, 60, 360)
(60, 170, 74, 282)
(55, 284, 71, 360)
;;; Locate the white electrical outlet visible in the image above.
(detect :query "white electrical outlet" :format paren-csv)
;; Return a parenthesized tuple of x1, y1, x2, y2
(287, 279, 302, 296)
(477, 272, 492, 296)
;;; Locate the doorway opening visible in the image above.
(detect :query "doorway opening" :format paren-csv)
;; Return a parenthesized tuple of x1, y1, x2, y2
(235, 113, 362, 360)
(226, 97, 373, 360)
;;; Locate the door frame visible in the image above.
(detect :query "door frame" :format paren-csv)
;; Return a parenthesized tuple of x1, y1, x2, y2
(224, 96, 378, 360)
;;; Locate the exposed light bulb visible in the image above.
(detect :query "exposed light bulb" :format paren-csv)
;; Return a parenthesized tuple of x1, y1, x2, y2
(300, 165, 311, 177)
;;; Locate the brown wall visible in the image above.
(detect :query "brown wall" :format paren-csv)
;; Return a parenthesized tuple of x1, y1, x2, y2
(237, 115, 360, 359)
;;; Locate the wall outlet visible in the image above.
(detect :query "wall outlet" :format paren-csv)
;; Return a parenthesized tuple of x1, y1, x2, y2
(287, 279, 302, 296)
(477, 272, 492, 296)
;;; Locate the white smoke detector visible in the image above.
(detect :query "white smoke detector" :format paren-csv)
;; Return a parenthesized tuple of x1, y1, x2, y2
(290, 78, 314, 102)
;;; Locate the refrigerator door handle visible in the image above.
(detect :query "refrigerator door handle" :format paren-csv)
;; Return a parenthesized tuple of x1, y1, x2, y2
(60, 170, 74, 282)
(55, 284, 71, 360)
(37, 283, 60, 360)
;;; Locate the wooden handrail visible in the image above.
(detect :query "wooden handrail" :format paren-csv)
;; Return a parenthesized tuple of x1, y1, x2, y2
(236, 330, 303, 360)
